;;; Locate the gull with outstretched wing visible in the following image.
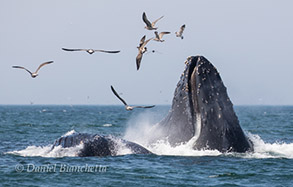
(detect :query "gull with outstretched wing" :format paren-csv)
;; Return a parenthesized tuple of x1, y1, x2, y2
(62, 48, 120, 54)
(136, 35, 153, 70)
(111, 86, 155, 111)
(142, 12, 164, 30)
(12, 61, 54, 78)
(153, 31, 170, 42)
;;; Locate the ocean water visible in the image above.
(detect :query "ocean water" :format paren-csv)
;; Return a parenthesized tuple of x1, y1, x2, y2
(0, 105, 293, 186)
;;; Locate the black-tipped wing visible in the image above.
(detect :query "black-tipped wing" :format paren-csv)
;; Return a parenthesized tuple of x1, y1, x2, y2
(180, 24, 185, 34)
(142, 12, 152, 27)
(35, 61, 54, 73)
(62, 48, 86, 52)
(111, 86, 128, 106)
(133, 105, 155, 109)
(136, 52, 143, 70)
(136, 37, 153, 70)
(12, 66, 33, 75)
(139, 35, 146, 48)
(93, 50, 120, 53)
(159, 32, 170, 38)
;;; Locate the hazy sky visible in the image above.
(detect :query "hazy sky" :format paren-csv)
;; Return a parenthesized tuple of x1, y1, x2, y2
(1, 0, 292, 105)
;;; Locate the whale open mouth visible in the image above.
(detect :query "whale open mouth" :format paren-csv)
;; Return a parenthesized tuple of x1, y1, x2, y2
(156, 55, 253, 152)
(183, 56, 216, 138)
(186, 56, 204, 142)
(157, 56, 213, 144)
(186, 56, 222, 115)
(186, 56, 202, 125)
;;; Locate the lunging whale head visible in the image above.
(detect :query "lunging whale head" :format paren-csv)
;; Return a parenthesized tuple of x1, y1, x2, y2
(156, 56, 253, 152)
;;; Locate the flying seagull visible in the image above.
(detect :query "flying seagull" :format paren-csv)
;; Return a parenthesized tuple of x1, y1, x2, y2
(153, 31, 171, 42)
(136, 35, 153, 70)
(142, 12, 164, 30)
(12, 61, 54, 78)
(62, 48, 120, 54)
(110, 85, 155, 111)
(175, 24, 186, 39)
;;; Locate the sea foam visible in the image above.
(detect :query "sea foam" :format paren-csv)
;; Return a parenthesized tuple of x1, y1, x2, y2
(124, 114, 293, 159)
(7, 144, 84, 158)
(6, 130, 293, 159)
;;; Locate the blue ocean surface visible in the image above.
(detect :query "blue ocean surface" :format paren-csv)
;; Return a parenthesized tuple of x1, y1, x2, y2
(0, 105, 293, 186)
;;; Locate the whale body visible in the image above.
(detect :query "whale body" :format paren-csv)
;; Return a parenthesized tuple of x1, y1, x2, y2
(51, 132, 152, 157)
(153, 56, 253, 152)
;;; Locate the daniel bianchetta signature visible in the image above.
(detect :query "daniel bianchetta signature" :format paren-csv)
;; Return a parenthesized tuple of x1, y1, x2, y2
(14, 164, 107, 173)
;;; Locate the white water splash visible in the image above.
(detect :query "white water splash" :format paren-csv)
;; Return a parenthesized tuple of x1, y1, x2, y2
(146, 139, 222, 157)
(7, 131, 139, 158)
(7, 130, 83, 157)
(6, 130, 293, 159)
(124, 113, 221, 157)
(124, 113, 293, 159)
(108, 136, 133, 156)
(240, 133, 293, 159)
(191, 113, 202, 145)
(126, 132, 293, 159)
(61, 129, 77, 137)
(124, 111, 164, 146)
(7, 144, 84, 158)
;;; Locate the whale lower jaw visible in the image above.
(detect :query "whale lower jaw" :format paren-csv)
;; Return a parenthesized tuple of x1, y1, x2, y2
(154, 56, 253, 152)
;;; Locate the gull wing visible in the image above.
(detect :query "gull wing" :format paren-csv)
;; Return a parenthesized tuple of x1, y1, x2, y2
(12, 66, 33, 76)
(139, 35, 146, 48)
(35, 61, 54, 73)
(62, 48, 86, 52)
(142, 12, 152, 27)
(111, 86, 128, 106)
(93, 50, 120, 53)
(133, 105, 155, 109)
(179, 24, 186, 34)
(141, 37, 153, 48)
(159, 32, 171, 38)
(151, 16, 164, 27)
(136, 51, 143, 70)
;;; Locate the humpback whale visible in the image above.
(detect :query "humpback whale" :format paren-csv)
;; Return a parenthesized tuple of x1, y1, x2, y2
(152, 56, 253, 153)
(51, 132, 152, 157)
(50, 55, 252, 156)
